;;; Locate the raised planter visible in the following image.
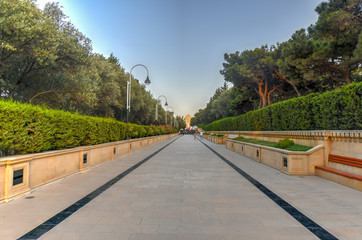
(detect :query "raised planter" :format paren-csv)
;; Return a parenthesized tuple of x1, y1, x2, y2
(208, 130, 361, 163)
(207, 135, 227, 144)
(0, 133, 178, 203)
(225, 139, 324, 175)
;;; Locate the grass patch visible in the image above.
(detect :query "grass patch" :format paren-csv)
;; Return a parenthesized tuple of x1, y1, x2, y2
(232, 137, 312, 152)
(286, 145, 312, 151)
(212, 134, 224, 137)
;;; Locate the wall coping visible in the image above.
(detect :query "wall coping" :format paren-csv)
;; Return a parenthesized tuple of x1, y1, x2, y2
(209, 130, 361, 141)
(0, 133, 177, 166)
(210, 130, 361, 135)
(226, 139, 324, 155)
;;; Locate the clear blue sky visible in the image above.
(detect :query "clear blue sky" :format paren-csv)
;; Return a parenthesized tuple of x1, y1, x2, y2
(37, 0, 324, 117)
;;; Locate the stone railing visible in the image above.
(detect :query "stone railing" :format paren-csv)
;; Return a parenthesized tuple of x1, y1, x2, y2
(0, 134, 178, 203)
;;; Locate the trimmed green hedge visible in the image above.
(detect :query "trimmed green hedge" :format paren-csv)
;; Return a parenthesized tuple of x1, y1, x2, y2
(0, 100, 177, 156)
(201, 82, 361, 131)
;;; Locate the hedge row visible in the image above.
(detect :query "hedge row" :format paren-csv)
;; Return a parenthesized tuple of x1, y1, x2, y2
(200, 82, 361, 131)
(0, 100, 177, 156)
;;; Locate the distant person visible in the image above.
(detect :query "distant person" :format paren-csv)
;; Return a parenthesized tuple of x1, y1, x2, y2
(194, 133, 196, 140)
(200, 131, 203, 140)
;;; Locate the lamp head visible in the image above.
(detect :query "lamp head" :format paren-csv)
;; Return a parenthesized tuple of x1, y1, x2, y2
(144, 76, 151, 85)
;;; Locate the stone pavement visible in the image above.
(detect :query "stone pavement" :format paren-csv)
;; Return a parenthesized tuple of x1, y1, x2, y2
(0, 135, 361, 240)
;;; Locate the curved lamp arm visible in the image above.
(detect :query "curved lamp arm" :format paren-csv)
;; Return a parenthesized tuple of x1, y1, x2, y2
(165, 106, 174, 126)
(127, 64, 150, 112)
(166, 106, 174, 113)
(155, 95, 168, 122)
(157, 95, 168, 106)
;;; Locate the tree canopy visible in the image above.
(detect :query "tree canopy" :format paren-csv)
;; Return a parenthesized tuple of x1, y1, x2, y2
(0, 0, 179, 126)
(192, 0, 361, 126)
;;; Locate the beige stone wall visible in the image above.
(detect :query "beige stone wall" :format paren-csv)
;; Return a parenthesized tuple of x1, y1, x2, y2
(0, 133, 178, 203)
(226, 139, 324, 176)
(29, 150, 80, 188)
(260, 148, 281, 171)
(210, 130, 361, 165)
(244, 144, 260, 162)
(207, 135, 227, 144)
(315, 169, 362, 191)
(0, 165, 4, 200)
(328, 162, 361, 176)
(115, 143, 129, 157)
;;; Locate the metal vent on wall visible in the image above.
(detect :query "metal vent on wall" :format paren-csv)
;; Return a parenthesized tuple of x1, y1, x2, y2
(13, 169, 24, 186)
(283, 157, 288, 167)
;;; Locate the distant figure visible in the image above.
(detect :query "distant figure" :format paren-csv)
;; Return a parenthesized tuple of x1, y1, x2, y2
(194, 133, 196, 140)
(200, 131, 203, 140)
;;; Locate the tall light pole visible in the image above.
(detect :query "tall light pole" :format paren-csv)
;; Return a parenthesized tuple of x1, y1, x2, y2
(127, 64, 151, 139)
(155, 95, 167, 125)
(167, 106, 174, 127)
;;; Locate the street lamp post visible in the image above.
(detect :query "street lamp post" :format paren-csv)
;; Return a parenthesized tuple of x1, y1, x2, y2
(126, 64, 151, 139)
(167, 106, 174, 127)
(155, 95, 168, 125)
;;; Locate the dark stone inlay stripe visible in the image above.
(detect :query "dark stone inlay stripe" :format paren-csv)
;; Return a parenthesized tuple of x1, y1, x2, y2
(17, 136, 180, 240)
(199, 139, 338, 240)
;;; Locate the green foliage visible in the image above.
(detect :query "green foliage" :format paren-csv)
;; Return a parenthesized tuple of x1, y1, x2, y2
(196, 0, 361, 125)
(201, 82, 361, 131)
(211, 134, 224, 137)
(276, 139, 295, 149)
(232, 137, 312, 151)
(0, 100, 177, 156)
(0, 1, 183, 126)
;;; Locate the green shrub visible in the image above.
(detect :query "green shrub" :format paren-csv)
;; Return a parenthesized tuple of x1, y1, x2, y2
(200, 82, 361, 131)
(0, 100, 177, 156)
(276, 138, 295, 149)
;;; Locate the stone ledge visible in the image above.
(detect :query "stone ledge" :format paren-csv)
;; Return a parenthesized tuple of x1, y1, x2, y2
(0, 133, 178, 203)
(210, 130, 362, 142)
(315, 166, 362, 191)
(316, 166, 362, 181)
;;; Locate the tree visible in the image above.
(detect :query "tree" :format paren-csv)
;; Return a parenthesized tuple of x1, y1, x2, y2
(175, 116, 186, 129)
(0, 0, 59, 98)
(0, 0, 177, 126)
(267, 44, 302, 97)
(306, 0, 360, 86)
(221, 46, 282, 108)
(277, 29, 326, 94)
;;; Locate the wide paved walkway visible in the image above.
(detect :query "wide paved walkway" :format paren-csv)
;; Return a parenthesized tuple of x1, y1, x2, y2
(0, 135, 361, 240)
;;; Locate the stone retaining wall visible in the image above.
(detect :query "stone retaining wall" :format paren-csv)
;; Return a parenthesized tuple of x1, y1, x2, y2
(0, 134, 178, 203)
(206, 135, 227, 144)
(207, 130, 361, 166)
(225, 139, 324, 175)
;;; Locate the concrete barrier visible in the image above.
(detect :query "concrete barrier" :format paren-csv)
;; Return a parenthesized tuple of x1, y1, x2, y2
(0, 134, 178, 203)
